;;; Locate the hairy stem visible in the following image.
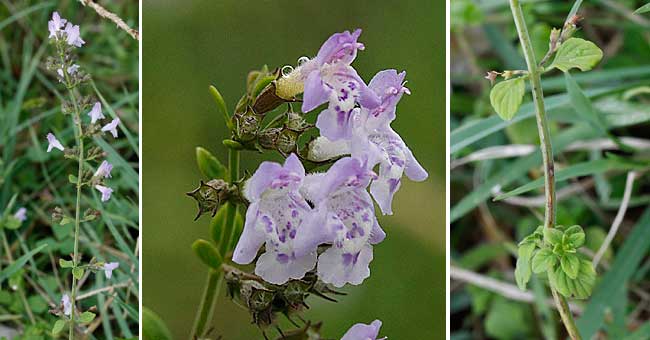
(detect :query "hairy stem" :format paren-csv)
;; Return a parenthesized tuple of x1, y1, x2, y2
(507, 1, 581, 339)
(190, 149, 240, 339)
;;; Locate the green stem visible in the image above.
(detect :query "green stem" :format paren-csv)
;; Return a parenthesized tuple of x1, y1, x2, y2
(59, 43, 84, 340)
(190, 149, 240, 339)
(507, 1, 581, 339)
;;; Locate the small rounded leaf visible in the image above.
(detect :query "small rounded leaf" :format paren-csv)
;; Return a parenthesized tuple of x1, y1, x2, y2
(59, 259, 74, 268)
(72, 267, 84, 280)
(549, 38, 603, 72)
(514, 242, 536, 290)
(191, 239, 222, 269)
(564, 225, 585, 248)
(560, 254, 580, 279)
(489, 77, 526, 121)
(196, 147, 227, 180)
(52, 319, 66, 335)
(543, 228, 563, 246)
(531, 248, 557, 274)
(4, 216, 21, 230)
(79, 311, 96, 323)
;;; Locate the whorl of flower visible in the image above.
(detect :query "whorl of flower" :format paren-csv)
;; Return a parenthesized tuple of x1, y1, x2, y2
(94, 160, 113, 179)
(233, 154, 316, 285)
(101, 118, 120, 138)
(88, 101, 105, 124)
(95, 185, 113, 202)
(46, 133, 64, 152)
(296, 157, 385, 287)
(341, 320, 386, 340)
(61, 294, 72, 316)
(103, 262, 119, 279)
(13, 207, 27, 222)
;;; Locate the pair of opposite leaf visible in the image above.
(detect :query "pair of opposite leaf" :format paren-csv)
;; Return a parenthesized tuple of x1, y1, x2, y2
(516, 225, 596, 299)
(490, 37, 604, 121)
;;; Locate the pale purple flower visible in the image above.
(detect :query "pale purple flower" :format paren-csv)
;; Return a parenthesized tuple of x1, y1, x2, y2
(68, 64, 80, 75)
(61, 294, 72, 316)
(64, 22, 85, 47)
(341, 320, 385, 340)
(101, 118, 120, 138)
(57, 68, 64, 79)
(46, 133, 64, 152)
(14, 208, 27, 222)
(88, 102, 105, 124)
(294, 29, 380, 141)
(48, 12, 67, 39)
(95, 185, 113, 202)
(312, 70, 428, 215)
(354, 70, 427, 215)
(233, 154, 316, 285)
(103, 262, 119, 279)
(94, 160, 113, 179)
(295, 157, 385, 287)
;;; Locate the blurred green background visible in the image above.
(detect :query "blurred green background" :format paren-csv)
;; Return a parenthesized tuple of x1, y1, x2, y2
(142, 0, 445, 339)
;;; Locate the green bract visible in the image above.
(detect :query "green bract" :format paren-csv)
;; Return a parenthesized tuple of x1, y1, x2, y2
(196, 147, 227, 180)
(489, 77, 525, 120)
(192, 239, 222, 270)
(514, 225, 595, 299)
(549, 38, 603, 72)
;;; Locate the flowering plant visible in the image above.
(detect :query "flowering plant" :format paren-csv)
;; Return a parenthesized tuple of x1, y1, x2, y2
(185, 29, 426, 339)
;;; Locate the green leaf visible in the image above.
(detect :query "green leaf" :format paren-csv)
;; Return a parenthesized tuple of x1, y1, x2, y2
(0, 244, 47, 284)
(531, 248, 557, 274)
(494, 158, 648, 201)
(143, 307, 174, 340)
(222, 139, 244, 150)
(578, 207, 650, 337)
(549, 258, 595, 299)
(549, 38, 603, 72)
(59, 259, 74, 268)
(79, 311, 96, 323)
(489, 77, 526, 120)
(451, 85, 623, 155)
(485, 297, 533, 339)
(634, 3, 650, 14)
(514, 242, 536, 290)
(195, 147, 227, 179)
(52, 319, 66, 335)
(72, 267, 84, 279)
(59, 215, 74, 226)
(209, 85, 231, 130)
(68, 174, 78, 184)
(560, 254, 580, 279)
(191, 239, 222, 270)
(543, 228, 563, 246)
(564, 225, 585, 248)
(4, 216, 21, 230)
